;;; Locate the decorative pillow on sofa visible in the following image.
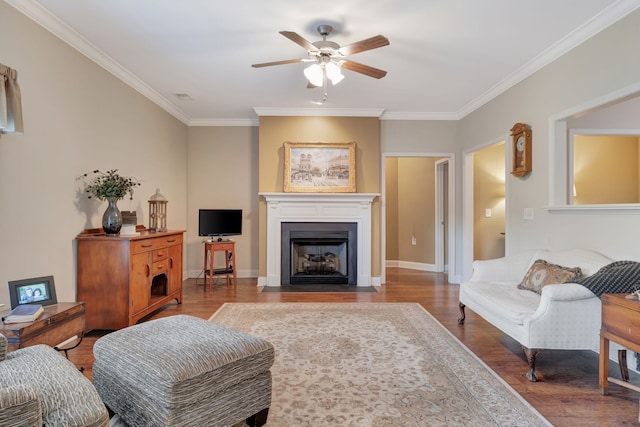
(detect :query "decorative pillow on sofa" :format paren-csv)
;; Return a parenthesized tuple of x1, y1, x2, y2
(517, 259, 584, 294)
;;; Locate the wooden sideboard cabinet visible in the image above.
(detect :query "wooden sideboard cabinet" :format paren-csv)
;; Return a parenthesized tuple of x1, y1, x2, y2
(76, 229, 184, 331)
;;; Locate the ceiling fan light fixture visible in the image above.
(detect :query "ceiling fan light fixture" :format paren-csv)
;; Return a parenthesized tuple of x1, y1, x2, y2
(304, 64, 324, 87)
(325, 62, 344, 85)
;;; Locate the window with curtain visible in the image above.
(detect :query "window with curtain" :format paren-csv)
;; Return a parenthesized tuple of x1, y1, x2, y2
(0, 63, 23, 135)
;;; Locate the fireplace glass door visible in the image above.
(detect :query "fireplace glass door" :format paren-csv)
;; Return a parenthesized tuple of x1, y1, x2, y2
(281, 222, 357, 285)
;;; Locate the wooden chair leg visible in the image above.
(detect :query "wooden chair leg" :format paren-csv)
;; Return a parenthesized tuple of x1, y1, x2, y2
(246, 408, 269, 427)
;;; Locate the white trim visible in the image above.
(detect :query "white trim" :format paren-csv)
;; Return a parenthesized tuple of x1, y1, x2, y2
(6, 0, 190, 124)
(259, 193, 379, 287)
(549, 82, 640, 208)
(381, 112, 459, 121)
(435, 159, 448, 272)
(189, 118, 259, 127)
(457, 0, 640, 119)
(8, 0, 638, 124)
(545, 204, 640, 214)
(253, 107, 385, 117)
(386, 260, 438, 272)
(462, 136, 507, 282)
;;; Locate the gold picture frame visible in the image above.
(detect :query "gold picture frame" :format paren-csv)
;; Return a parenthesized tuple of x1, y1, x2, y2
(283, 141, 356, 193)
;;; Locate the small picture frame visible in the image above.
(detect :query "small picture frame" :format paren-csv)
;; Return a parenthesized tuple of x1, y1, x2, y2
(8, 275, 58, 309)
(283, 141, 356, 193)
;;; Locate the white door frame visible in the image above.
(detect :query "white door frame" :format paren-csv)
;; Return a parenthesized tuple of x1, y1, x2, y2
(380, 152, 456, 284)
(435, 158, 449, 272)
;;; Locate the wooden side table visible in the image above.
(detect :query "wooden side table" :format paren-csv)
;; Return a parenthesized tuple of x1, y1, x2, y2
(0, 302, 86, 353)
(204, 240, 237, 290)
(599, 293, 640, 395)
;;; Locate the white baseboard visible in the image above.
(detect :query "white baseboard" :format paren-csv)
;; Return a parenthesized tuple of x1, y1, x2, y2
(386, 260, 437, 271)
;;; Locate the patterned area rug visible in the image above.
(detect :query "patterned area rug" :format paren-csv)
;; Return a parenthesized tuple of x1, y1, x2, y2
(210, 303, 551, 427)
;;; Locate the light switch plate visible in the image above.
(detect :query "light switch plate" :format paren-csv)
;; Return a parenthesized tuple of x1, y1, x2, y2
(523, 207, 534, 220)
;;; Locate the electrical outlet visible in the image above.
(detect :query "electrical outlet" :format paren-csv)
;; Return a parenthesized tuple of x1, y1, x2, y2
(411, 236, 417, 245)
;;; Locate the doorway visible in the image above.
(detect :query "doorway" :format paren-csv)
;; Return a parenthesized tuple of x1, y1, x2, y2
(462, 140, 506, 280)
(381, 153, 455, 284)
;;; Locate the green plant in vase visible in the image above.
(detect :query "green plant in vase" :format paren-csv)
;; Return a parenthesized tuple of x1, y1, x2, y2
(79, 169, 141, 236)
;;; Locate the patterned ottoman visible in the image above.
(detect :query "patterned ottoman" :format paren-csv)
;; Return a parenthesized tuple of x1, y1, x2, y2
(92, 315, 274, 427)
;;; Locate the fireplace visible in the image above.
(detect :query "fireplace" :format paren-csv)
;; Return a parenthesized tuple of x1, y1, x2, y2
(260, 192, 378, 287)
(282, 222, 357, 285)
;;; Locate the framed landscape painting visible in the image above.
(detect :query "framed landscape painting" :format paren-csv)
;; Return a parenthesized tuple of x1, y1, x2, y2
(283, 141, 356, 193)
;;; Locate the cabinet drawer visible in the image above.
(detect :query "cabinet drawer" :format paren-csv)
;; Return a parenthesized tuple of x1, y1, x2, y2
(153, 248, 168, 262)
(602, 301, 640, 343)
(208, 242, 234, 251)
(151, 260, 169, 275)
(131, 234, 183, 254)
(131, 238, 163, 254)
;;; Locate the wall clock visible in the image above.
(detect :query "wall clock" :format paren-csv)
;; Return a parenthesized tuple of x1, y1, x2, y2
(511, 122, 532, 177)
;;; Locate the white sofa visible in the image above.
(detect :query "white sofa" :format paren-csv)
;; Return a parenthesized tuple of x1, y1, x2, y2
(458, 248, 613, 381)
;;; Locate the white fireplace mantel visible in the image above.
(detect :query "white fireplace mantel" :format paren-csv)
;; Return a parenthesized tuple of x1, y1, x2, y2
(259, 192, 379, 287)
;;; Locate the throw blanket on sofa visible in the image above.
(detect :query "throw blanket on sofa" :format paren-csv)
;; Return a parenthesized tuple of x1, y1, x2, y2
(574, 260, 640, 298)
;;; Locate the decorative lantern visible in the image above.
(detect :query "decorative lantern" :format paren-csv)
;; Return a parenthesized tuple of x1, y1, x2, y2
(148, 189, 167, 232)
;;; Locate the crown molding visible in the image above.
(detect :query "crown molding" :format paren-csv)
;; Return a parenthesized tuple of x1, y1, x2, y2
(9, 0, 640, 124)
(253, 107, 385, 117)
(457, 0, 640, 119)
(380, 111, 459, 121)
(6, 0, 190, 125)
(189, 118, 259, 127)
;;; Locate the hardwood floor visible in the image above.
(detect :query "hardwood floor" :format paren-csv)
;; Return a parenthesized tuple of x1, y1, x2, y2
(68, 268, 639, 426)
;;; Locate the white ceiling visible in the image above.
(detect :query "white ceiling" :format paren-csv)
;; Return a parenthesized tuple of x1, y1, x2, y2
(7, 0, 640, 125)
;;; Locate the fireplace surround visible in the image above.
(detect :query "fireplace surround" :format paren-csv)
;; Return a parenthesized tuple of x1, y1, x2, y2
(260, 193, 378, 287)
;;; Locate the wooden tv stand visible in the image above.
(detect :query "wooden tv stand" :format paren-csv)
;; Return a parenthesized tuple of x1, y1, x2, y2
(76, 228, 184, 331)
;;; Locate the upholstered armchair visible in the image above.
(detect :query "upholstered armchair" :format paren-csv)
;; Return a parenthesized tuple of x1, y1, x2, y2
(0, 334, 109, 426)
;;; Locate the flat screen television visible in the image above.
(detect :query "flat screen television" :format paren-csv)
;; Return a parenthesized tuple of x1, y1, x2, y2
(198, 209, 242, 237)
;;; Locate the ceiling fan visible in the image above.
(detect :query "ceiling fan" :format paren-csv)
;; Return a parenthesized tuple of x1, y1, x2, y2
(252, 25, 389, 100)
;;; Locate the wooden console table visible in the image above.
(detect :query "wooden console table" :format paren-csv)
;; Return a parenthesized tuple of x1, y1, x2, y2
(204, 240, 237, 290)
(0, 302, 85, 353)
(599, 293, 640, 395)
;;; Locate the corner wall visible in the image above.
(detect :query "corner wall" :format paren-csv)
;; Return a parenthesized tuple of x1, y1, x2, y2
(0, 2, 188, 306)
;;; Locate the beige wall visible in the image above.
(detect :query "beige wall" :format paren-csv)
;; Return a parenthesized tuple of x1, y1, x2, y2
(186, 126, 259, 277)
(5, 2, 640, 295)
(258, 116, 381, 278)
(385, 158, 399, 260)
(0, 2, 188, 307)
(386, 158, 438, 265)
(473, 142, 505, 260)
(457, 8, 640, 275)
(574, 135, 640, 204)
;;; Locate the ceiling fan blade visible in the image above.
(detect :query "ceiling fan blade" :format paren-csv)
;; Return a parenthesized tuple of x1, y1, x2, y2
(341, 60, 387, 79)
(252, 58, 307, 68)
(279, 31, 319, 52)
(338, 35, 389, 56)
